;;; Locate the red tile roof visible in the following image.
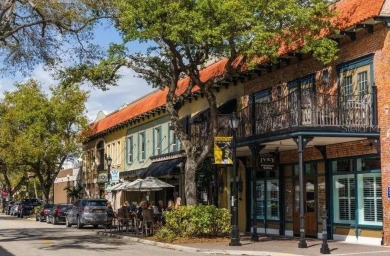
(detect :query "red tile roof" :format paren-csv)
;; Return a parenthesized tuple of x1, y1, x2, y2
(332, 0, 385, 29)
(90, 58, 237, 135)
(89, 0, 386, 137)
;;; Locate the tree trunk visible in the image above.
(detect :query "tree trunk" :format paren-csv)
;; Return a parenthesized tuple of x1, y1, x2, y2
(41, 183, 51, 203)
(185, 157, 198, 205)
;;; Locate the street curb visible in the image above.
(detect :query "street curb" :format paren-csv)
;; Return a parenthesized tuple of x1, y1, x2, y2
(96, 231, 302, 256)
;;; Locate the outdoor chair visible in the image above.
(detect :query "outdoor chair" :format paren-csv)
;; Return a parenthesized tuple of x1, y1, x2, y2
(141, 209, 154, 236)
(105, 211, 119, 232)
(117, 207, 130, 232)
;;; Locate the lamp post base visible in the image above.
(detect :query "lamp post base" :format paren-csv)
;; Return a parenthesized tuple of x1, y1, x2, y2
(298, 240, 308, 248)
(320, 246, 330, 254)
(251, 228, 259, 242)
(229, 225, 242, 246)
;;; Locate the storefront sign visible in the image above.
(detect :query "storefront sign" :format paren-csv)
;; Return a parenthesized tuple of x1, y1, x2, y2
(387, 186, 390, 200)
(110, 169, 120, 183)
(214, 137, 233, 164)
(260, 157, 276, 171)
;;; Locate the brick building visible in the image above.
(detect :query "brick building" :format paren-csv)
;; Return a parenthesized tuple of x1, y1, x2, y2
(233, 0, 390, 246)
(82, 0, 390, 246)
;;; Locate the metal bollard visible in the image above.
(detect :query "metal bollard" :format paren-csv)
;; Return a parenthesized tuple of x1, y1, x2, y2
(320, 208, 331, 254)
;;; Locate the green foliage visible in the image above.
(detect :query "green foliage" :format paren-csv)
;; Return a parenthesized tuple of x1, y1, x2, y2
(60, 0, 339, 205)
(0, 79, 89, 201)
(155, 205, 230, 241)
(0, 0, 115, 75)
(154, 227, 178, 243)
(64, 186, 84, 203)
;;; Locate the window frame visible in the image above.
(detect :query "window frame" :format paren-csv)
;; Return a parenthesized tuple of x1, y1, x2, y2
(138, 131, 146, 162)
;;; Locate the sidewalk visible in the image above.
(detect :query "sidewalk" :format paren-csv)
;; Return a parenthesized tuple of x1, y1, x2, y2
(98, 231, 390, 256)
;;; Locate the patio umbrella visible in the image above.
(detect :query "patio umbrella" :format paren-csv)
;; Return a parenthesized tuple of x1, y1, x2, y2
(110, 181, 132, 192)
(123, 176, 174, 192)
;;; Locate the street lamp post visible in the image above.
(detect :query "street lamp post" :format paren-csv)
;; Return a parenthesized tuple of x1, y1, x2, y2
(106, 156, 112, 186)
(66, 175, 70, 204)
(229, 112, 241, 246)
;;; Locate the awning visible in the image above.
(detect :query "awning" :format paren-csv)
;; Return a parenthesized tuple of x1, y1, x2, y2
(139, 158, 184, 178)
(119, 168, 147, 179)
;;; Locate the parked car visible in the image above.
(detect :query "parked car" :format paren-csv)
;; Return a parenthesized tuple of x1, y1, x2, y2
(65, 199, 109, 229)
(35, 203, 54, 222)
(10, 201, 21, 216)
(23, 198, 41, 207)
(18, 199, 35, 218)
(5, 201, 15, 215)
(47, 204, 72, 224)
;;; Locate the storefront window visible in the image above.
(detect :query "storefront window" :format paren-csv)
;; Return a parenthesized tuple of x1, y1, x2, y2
(357, 157, 380, 172)
(332, 156, 382, 226)
(255, 167, 280, 221)
(357, 174, 382, 225)
(266, 180, 279, 220)
(333, 175, 355, 224)
(332, 159, 353, 173)
(255, 181, 265, 220)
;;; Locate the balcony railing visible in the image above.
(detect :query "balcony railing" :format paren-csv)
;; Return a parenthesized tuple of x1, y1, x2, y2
(190, 114, 231, 147)
(238, 88, 377, 139)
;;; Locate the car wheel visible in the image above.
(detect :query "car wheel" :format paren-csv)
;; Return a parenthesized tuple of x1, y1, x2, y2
(65, 218, 71, 227)
(53, 217, 58, 225)
(93, 225, 99, 229)
(19, 213, 23, 218)
(76, 217, 83, 229)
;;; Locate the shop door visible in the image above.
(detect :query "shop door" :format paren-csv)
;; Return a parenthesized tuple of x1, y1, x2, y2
(293, 177, 317, 237)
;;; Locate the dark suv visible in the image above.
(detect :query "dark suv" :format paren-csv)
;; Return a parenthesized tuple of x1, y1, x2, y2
(18, 198, 40, 218)
(65, 199, 110, 229)
(47, 204, 72, 224)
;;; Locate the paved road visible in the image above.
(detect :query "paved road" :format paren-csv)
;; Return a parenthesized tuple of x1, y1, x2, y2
(0, 214, 199, 256)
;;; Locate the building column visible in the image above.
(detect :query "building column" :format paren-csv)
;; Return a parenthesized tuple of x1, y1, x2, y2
(249, 144, 265, 241)
(294, 136, 313, 248)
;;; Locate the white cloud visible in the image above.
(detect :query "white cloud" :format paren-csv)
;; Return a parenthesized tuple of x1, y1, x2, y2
(85, 67, 154, 122)
(0, 65, 154, 122)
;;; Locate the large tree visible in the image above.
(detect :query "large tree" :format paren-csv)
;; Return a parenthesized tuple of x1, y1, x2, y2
(0, 79, 89, 201)
(60, 0, 338, 205)
(0, 0, 115, 75)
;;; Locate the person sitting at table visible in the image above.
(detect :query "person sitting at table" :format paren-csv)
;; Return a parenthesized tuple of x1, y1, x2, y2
(150, 200, 159, 214)
(129, 201, 137, 213)
(157, 200, 165, 214)
(165, 200, 175, 211)
(137, 201, 147, 228)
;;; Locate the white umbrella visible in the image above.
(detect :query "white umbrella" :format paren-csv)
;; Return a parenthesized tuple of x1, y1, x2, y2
(123, 177, 174, 192)
(110, 181, 131, 191)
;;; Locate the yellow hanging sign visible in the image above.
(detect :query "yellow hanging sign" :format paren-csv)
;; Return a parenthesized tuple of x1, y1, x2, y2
(214, 137, 233, 165)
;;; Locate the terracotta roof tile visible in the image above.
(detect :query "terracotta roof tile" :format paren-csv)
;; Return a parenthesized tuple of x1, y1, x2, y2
(89, 0, 386, 137)
(332, 0, 385, 29)
(90, 58, 236, 135)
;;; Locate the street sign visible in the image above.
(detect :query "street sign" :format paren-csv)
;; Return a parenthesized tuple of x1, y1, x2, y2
(20, 185, 27, 192)
(110, 169, 120, 183)
(1, 191, 8, 198)
(387, 186, 390, 200)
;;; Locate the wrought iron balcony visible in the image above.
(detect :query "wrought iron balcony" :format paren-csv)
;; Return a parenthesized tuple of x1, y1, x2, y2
(237, 88, 378, 139)
(190, 114, 231, 147)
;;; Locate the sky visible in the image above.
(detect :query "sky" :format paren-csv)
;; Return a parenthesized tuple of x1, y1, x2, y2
(0, 22, 155, 123)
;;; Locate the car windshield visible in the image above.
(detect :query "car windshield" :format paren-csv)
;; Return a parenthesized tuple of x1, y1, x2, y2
(23, 199, 40, 205)
(60, 205, 72, 211)
(84, 201, 107, 207)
